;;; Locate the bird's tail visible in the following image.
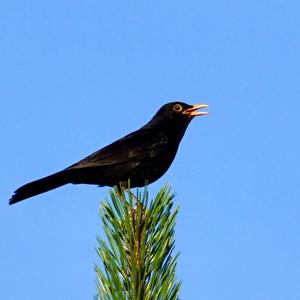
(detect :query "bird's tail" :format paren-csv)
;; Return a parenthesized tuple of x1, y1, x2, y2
(9, 170, 71, 205)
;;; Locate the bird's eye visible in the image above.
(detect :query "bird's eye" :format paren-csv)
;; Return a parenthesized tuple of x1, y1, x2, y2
(173, 104, 182, 112)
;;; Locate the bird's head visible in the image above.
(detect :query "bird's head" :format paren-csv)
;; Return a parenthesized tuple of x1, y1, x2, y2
(147, 102, 208, 128)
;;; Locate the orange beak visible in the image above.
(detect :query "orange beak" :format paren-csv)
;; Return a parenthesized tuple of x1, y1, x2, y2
(183, 104, 209, 116)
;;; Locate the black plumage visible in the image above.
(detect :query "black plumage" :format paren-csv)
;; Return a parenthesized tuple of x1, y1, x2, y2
(9, 102, 208, 205)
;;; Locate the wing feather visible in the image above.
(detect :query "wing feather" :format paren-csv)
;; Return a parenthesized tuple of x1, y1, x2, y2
(66, 128, 168, 170)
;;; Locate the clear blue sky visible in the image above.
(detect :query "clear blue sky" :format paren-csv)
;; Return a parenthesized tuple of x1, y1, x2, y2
(1, 1, 299, 299)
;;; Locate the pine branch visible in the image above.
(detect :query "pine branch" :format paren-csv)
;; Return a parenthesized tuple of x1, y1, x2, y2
(95, 184, 181, 300)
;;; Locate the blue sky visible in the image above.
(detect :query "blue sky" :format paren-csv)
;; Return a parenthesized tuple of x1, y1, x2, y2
(1, 1, 299, 299)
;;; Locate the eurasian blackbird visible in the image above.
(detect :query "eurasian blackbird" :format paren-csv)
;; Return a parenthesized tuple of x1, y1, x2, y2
(9, 102, 208, 205)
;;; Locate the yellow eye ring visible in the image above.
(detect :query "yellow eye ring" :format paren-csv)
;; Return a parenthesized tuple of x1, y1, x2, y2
(173, 104, 182, 112)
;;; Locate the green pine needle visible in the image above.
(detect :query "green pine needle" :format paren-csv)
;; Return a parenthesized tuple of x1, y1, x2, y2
(95, 184, 182, 300)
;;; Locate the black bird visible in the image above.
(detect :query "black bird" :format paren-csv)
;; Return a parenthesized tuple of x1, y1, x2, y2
(9, 102, 208, 205)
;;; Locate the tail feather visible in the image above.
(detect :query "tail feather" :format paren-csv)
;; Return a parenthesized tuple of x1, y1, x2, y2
(9, 170, 70, 205)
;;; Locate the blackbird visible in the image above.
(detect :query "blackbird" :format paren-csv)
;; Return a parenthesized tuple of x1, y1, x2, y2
(9, 102, 208, 205)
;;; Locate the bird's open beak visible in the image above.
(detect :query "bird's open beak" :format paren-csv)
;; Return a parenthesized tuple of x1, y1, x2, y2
(183, 104, 209, 116)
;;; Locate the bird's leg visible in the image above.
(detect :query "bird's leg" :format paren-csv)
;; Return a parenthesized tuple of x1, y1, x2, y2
(117, 181, 138, 205)
(124, 188, 138, 207)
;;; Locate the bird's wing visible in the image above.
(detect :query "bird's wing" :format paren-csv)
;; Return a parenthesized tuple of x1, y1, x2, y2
(66, 128, 168, 169)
